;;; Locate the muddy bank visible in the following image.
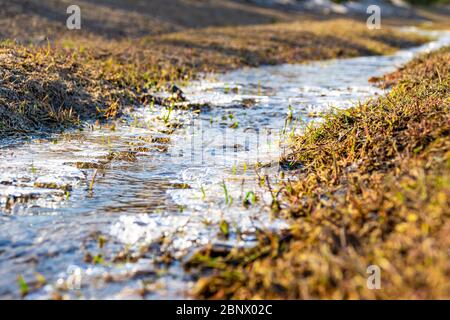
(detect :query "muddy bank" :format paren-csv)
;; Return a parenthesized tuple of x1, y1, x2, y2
(1, 0, 448, 44)
(0, 0, 296, 42)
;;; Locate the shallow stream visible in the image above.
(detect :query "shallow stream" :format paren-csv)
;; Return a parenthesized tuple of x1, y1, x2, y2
(0, 29, 448, 299)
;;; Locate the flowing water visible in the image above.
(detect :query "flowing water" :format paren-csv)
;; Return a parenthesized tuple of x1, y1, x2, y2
(0, 29, 448, 299)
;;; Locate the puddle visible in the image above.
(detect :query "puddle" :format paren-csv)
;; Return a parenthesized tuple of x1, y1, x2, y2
(0, 30, 448, 299)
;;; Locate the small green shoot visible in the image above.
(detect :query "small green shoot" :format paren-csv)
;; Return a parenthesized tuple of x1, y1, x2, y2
(98, 235, 107, 249)
(200, 185, 206, 200)
(89, 169, 98, 192)
(243, 191, 257, 207)
(93, 254, 104, 265)
(222, 180, 232, 205)
(230, 121, 239, 129)
(17, 275, 29, 297)
(163, 105, 173, 124)
(30, 163, 37, 175)
(219, 220, 230, 238)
